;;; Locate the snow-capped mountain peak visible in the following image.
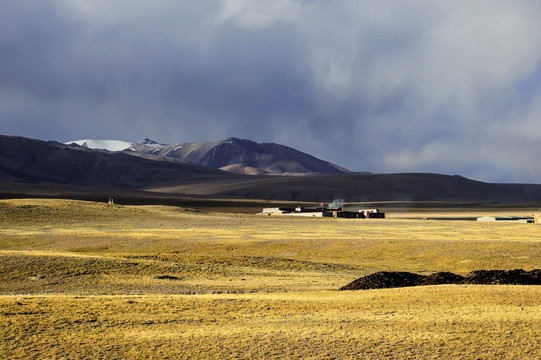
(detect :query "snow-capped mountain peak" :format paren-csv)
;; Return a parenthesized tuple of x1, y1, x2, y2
(65, 137, 349, 175)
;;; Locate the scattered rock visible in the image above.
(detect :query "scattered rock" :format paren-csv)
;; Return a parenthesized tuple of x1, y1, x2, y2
(340, 269, 541, 290)
(27, 275, 45, 281)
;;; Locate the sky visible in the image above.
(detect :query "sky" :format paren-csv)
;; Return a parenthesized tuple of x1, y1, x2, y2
(1, 1, 541, 183)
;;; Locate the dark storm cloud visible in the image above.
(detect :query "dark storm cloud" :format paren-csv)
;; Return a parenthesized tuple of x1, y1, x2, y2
(2, 0, 541, 182)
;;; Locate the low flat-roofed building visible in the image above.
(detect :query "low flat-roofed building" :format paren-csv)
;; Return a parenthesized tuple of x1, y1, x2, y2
(477, 216, 534, 223)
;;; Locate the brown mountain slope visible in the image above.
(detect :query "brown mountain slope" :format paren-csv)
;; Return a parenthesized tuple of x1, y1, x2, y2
(145, 172, 541, 202)
(0, 135, 235, 187)
(3, 135, 541, 202)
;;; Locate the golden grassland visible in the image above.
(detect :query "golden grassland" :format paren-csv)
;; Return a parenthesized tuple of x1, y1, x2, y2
(0, 198, 540, 359)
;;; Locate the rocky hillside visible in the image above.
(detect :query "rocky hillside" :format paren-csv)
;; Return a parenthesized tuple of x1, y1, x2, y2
(126, 137, 349, 175)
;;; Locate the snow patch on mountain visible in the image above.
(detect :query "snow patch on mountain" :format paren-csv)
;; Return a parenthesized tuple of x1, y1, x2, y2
(66, 139, 134, 152)
(140, 138, 167, 147)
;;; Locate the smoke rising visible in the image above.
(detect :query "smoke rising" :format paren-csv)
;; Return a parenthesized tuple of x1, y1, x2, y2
(327, 200, 345, 209)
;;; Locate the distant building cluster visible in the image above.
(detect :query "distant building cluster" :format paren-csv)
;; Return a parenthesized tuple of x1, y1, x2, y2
(257, 203, 385, 219)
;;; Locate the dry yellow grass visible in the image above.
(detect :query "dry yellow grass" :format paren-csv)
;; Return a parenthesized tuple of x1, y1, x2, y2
(1, 287, 540, 359)
(0, 199, 540, 359)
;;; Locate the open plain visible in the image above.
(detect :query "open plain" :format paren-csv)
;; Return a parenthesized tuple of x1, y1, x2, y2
(1, 199, 540, 359)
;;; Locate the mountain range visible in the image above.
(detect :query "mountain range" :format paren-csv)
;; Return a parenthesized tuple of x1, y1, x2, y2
(67, 137, 349, 176)
(2, 134, 541, 203)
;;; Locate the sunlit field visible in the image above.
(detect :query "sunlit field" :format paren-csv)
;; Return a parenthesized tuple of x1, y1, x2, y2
(1, 199, 540, 359)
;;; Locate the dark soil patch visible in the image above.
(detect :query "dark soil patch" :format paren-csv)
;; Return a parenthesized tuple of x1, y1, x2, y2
(339, 271, 426, 290)
(340, 269, 541, 290)
(464, 269, 539, 285)
(155, 275, 181, 280)
(421, 271, 465, 286)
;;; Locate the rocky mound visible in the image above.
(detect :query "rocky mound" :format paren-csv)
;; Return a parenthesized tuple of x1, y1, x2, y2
(340, 269, 541, 290)
(464, 269, 540, 285)
(421, 271, 465, 286)
(339, 271, 426, 290)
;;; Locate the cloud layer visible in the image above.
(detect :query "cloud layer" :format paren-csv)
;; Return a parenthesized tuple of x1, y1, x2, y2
(2, 0, 541, 182)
